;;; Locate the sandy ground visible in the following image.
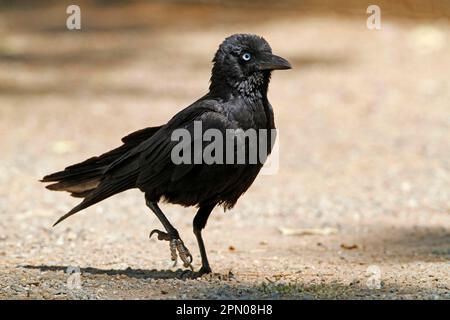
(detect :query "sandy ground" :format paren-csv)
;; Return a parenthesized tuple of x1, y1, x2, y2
(0, 2, 449, 299)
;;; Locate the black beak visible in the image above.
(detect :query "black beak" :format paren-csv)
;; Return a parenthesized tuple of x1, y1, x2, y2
(258, 53, 292, 71)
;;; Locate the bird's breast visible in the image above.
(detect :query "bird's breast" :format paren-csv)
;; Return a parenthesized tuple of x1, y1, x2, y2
(226, 97, 273, 130)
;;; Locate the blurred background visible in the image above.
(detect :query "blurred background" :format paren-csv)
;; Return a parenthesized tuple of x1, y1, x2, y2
(0, 1, 449, 299)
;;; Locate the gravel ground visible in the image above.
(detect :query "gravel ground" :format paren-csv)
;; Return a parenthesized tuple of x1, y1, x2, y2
(0, 2, 449, 299)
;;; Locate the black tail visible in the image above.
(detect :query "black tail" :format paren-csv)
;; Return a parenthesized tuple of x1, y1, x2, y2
(51, 171, 139, 226)
(41, 126, 162, 225)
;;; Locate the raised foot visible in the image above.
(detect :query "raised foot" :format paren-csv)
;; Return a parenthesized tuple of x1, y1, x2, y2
(150, 229, 193, 270)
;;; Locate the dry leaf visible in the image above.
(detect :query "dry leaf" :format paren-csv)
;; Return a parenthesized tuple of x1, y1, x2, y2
(340, 243, 358, 250)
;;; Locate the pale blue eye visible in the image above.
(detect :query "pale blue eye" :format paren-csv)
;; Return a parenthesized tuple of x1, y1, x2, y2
(242, 53, 251, 61)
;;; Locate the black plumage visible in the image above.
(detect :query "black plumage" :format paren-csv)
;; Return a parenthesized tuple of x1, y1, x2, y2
(41, 34, 291, 275)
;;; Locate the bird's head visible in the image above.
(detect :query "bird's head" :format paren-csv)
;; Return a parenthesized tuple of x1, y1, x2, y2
(210, 34, 291, 98)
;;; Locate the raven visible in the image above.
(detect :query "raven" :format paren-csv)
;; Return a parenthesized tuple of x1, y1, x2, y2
(41, 34, 291, 275)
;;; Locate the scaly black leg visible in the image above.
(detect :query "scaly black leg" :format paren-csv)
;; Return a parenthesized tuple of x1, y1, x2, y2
(193, 204, 216, 275)
(146, 196, 193, 270)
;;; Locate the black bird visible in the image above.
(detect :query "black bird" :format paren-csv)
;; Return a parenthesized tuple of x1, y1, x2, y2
(41, 34, 291, 275)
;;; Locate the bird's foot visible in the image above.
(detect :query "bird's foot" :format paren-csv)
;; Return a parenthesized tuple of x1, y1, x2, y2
(197, 265, 212, 276)
(150, 229, 194, 270)
(179, 265, 212, 279)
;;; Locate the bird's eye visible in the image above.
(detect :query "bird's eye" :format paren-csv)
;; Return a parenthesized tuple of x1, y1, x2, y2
(242, 53, 251, 61)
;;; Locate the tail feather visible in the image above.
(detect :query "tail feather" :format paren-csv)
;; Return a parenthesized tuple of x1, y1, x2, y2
(41, 148, 133, 195)
(42, 126, 162, 225)
(41, 126, 161, 198)
(52, 172, 138, 226)
(70, 189, 95, 198)
(45, 177, 101, 193)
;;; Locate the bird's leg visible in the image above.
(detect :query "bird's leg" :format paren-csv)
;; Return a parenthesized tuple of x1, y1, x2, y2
(193, 204, 216, 276)
(146, 199, 193, 270)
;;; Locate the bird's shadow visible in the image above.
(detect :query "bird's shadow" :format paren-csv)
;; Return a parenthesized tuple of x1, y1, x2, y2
(21, 265, 201, 280)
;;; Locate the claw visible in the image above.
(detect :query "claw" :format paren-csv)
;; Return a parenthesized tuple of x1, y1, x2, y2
(149, 229, 171, 241)
(169, 239, 178, 266)
(175, 239, 194, 270)
(149, 229, 194, 270)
